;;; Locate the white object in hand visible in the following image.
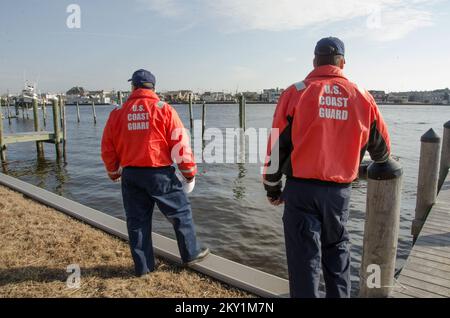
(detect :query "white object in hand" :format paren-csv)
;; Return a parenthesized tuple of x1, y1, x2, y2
(176, 170, 195, 194)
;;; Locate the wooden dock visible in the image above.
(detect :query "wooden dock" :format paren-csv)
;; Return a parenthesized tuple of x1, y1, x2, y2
(392, 172, 450, 298)
(0, 98, 66, 163)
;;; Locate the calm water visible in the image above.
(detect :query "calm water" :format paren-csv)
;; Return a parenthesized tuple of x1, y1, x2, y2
(2, 103, 450, 294)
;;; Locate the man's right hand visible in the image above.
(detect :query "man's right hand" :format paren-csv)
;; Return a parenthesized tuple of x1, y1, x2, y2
(185, 177, 195, 183)
(268, 196, 284, 206)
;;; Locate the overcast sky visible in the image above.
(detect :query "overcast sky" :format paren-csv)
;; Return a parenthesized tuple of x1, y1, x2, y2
(0, 0, 449, 94)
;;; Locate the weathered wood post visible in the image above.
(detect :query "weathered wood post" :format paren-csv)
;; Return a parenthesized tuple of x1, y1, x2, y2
(32, 98, 44, 157)
(438, 121, 450, 191)
(202, 101, 206, 141)
(238, 94, 246, 130)
(58, 96, 64, 127)
(360, 158, 403, 298)
(51, 98, 62, 160)
(412, 129, 441, 241)
(61, 98, 67, 163)
(0, 100, 5, 163)
(42, 98, 47, 128)
(188, 93, 194, 131)
(91, 101, 97, 125)
(6, 97, 12, 125)
(76, 102, 81, 123)
(15, 100, 19, 116)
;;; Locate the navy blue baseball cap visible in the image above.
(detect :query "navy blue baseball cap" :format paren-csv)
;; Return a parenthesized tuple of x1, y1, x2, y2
(314, 37, 345, 56)
(128, 69, 156, 88)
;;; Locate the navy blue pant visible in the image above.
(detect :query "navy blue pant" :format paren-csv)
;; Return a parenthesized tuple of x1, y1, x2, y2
(282, 178, 351, 298)
(121, 166, 201, 276)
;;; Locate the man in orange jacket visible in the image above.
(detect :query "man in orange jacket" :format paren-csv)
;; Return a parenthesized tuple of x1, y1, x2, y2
(101, 69, 209, 277)
(264, 37, 391, 298)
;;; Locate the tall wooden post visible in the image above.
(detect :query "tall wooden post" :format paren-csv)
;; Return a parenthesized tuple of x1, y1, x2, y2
(188, 93, 194, 131)
(76, 102, 81, 123)
(61, 98, 67, 163)
(360, 158, 403, 298)
(52, 98, 62, 160)
(438, 121, 450, 191)
(42, 98, 47, 128)
(412, 129, 441, 240)
(92, 101, 97, 124)
(0, 99, 6, 163)
(6, 97, 11, 125)
(32, 98, 44, 157)
(58, 96, 64, 127)
(238, 94, 246, 130)
(202, 101, 206, 142)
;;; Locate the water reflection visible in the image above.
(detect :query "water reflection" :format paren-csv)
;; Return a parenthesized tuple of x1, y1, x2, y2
(233, 163, 248, 200)
(6, 157, 69, 196)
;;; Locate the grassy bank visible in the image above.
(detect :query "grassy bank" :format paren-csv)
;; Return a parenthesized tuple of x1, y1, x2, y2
(0, 185, 249, 298)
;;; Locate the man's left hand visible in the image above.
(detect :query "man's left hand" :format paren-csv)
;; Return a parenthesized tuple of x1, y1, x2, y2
(108, 171, 121, 182)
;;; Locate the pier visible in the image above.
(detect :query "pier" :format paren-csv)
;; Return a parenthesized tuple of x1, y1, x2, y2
(0, 97, 66, 164)
(392, 172, 450, 298)
(392, 122, 450, 298)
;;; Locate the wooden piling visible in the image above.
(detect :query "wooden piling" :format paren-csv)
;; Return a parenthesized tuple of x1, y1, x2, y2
(42, 98, 47, 128)
(0, 99, 6, 163)
(359, 158, 403, 298)
(32, 98, 44, 157)
(52, 98, 62, 160)
(238, 94, 246, 130)
(202, 101, 206, 141)
(92, 102, 97, 124)
(58, 96, 64, 127)
(412, 129, 441, 240)
(76, 102, 81, 123)
(438, 121, 450, 191)
(61, 98, 67, 163)
(188, 93, 194, 131)
(6, 97, 11, 125)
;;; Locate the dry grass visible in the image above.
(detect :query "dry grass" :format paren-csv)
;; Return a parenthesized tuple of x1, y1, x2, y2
(0, 185, 250, 298)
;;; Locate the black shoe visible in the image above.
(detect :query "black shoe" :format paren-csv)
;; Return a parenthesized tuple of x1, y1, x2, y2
(184, 248, 210, 266)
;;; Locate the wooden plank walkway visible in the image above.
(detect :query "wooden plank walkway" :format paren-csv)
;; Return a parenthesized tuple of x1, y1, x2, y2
(3, 132, 56, 144)
(393, 173, 450, 298)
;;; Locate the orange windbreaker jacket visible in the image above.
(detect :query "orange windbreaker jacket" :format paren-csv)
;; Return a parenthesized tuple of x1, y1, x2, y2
(101, 89, 197, 179)
(264, 65, 391, 194)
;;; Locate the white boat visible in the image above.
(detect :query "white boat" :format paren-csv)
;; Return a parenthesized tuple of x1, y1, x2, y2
(18, 82, 38, 104)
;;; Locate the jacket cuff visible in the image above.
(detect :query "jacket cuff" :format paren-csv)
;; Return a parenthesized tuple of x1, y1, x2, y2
(180, 165, 197, 179)
(263, 179, 282, 195)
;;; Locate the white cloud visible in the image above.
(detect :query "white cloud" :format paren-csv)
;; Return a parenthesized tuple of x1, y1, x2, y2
(137, 0, 437, 41)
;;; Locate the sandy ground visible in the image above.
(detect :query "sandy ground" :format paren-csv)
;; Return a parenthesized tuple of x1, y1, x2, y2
(0, 185, 250, 298)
